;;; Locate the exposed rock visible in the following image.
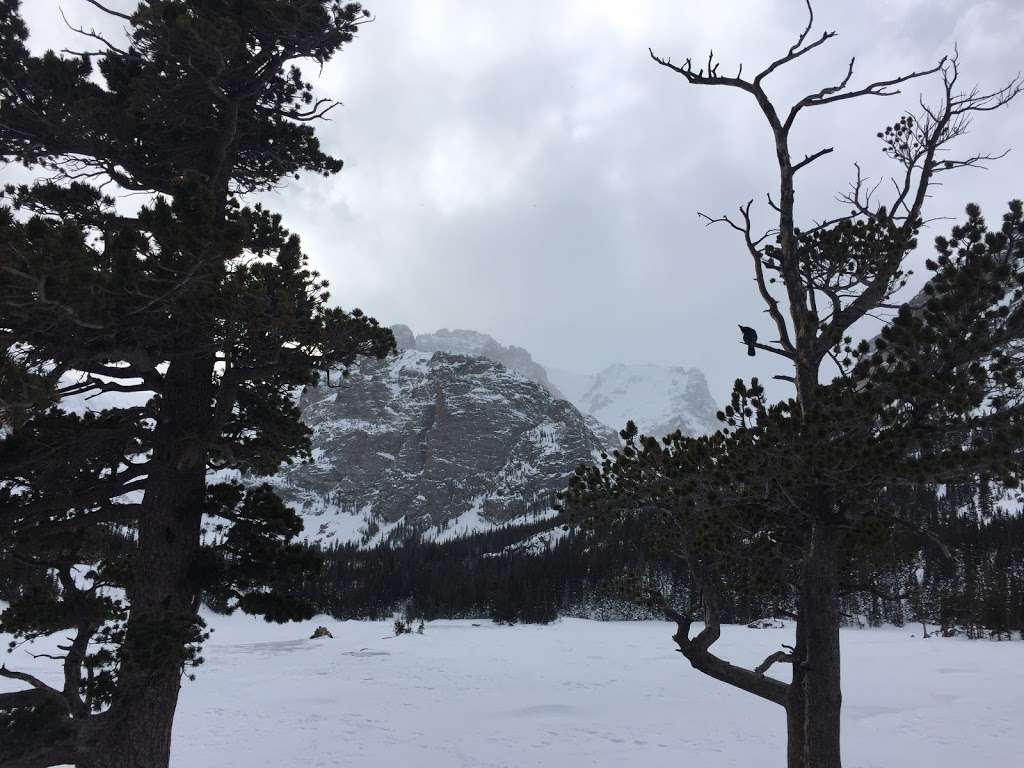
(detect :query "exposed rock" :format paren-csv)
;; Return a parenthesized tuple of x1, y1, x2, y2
(415, 328, 563, 398)
(583, 414, 623, 450)
(272, 325, 718, 547)
(390, 324, 417, 351)
(385, 327, 720, 442)
(310, 626, 333, 639)
(274, 350, 604, 545)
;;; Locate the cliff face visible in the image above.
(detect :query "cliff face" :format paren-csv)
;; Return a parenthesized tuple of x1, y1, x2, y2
(395, 325, 720, 440)
(271, 325, 718, 546)
(394, 325, 564, 398)
(272, 350, 604, 545)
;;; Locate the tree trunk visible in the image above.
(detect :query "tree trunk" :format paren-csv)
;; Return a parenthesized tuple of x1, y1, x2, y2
(785, 615, 807, 768)
(800, 523, 843, 768)
(83, 356, 212, 768)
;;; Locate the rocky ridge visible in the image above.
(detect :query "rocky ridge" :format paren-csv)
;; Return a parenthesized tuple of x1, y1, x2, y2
(272, 350, 604, 545)
(273, 326, 719, 546)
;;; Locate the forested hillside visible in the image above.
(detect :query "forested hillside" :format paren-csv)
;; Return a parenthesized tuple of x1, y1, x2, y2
(245, 481, 1023, 636)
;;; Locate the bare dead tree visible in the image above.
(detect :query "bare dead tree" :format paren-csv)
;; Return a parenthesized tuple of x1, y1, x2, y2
(642, 3, 1022, 768)
(651, 1, 1021, 403)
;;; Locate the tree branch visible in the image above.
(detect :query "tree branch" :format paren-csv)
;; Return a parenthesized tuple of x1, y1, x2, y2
(754, 649, 794, 675)
(787, 59, 946, 129)
(645, 584, 789, 706)
(0, 665, 68, 709)
(745, 341, 796, 360)
(82, 0, 133, 21)
(792, 146, 834, 173)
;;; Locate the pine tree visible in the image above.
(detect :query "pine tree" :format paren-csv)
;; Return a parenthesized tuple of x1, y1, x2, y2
(0, 3, 392, 767)
(565, 4, 1023, 766)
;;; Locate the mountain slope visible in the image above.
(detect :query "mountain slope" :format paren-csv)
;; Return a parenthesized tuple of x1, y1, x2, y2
(272, 350, 603, 545)
(394, 325, 718, 440)
(393, 325, 563, 398)
(548, 363, 719, 438)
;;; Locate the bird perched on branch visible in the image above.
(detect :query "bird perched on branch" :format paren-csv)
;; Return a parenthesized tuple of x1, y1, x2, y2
(738, 325, 758, 356)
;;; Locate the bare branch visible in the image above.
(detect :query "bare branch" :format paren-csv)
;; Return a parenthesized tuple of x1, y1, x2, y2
(934, 149, 1011, 173)
(754, 649, 794, 675)
(0, 665, 67, 706)
(793, 146, 834, 174)
(648, 49, 755, 95)
(82, 0, 133, 21)
(788, 58, 946, 128)
(756, 27, 835, 86)
(744, 340, 796, 360)
(59, 8, 127, 56)
(645, 584, 790, 706)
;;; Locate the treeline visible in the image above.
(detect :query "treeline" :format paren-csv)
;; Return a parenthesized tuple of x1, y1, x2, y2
(830, 483, 1024, 638)
(250, 482, 1024, 635)
(251, 515, 675, 625)
(6, 487, 1016, 635)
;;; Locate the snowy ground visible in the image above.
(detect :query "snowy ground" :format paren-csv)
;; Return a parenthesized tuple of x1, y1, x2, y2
(3, 612, 1022, 767)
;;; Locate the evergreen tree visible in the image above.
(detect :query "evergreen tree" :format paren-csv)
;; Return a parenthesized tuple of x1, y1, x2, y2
(565, 4, 1022, 767)
(0, 2, 392, 767)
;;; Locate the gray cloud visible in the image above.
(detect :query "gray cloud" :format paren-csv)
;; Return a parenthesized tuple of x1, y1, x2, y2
(17, 0, 1024, 401)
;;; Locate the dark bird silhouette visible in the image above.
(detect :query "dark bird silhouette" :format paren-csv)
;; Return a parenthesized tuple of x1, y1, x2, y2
(738, 325, 758, 356)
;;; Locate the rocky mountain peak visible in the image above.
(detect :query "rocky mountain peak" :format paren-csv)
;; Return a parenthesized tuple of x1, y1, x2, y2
(548, 363, 719, 438)
(274, 349, 603, 545)
(274, 326, 718, 546)
(389, 325, 563, 398)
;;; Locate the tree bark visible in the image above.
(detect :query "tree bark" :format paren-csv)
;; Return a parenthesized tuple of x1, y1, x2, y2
(785, 615, 807, 768)
(793, 342, 842, 768)
(82, 355, 212, 768)
(800, 523, 843, 768)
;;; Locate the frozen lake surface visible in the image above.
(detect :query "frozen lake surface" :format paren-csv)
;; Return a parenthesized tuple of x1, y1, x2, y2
(4, 611, 1022, 766)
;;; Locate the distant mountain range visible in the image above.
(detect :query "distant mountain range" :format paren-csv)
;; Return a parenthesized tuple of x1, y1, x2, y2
(273, 326, 718, 545)
(547, 363, 720, 439)
(396, 326, 719, 439)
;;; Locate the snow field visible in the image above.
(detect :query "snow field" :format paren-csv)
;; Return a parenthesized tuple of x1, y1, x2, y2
(3, 612, 1022, 767)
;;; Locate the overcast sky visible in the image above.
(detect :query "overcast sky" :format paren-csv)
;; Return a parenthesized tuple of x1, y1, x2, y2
(18, 0, 1024, 400)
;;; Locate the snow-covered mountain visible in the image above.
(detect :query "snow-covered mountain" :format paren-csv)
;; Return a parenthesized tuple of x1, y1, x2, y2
(271, 326, 718, 546)
(272, 350, 604, 546)
(547, 363, 719, 439)
(397, 325, 719, 440)
(393, 325, 563, 398)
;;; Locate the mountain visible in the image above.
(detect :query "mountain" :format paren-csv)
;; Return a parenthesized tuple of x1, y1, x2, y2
(547, 363, 719, 438)
(396, 325, 718, 440)
(271, 350, 604, 546)
(270, 326, 718, 546)
(393, 325, 563, 398)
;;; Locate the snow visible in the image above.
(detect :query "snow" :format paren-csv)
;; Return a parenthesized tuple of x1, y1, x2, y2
(422, 494, 492, 541)
(421, 494, 555, 543)
(484, 524, 569, 556)
(3, 613, 1021, 767)
(296, 502, 410, 547)
(548, 363, 719, 438)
